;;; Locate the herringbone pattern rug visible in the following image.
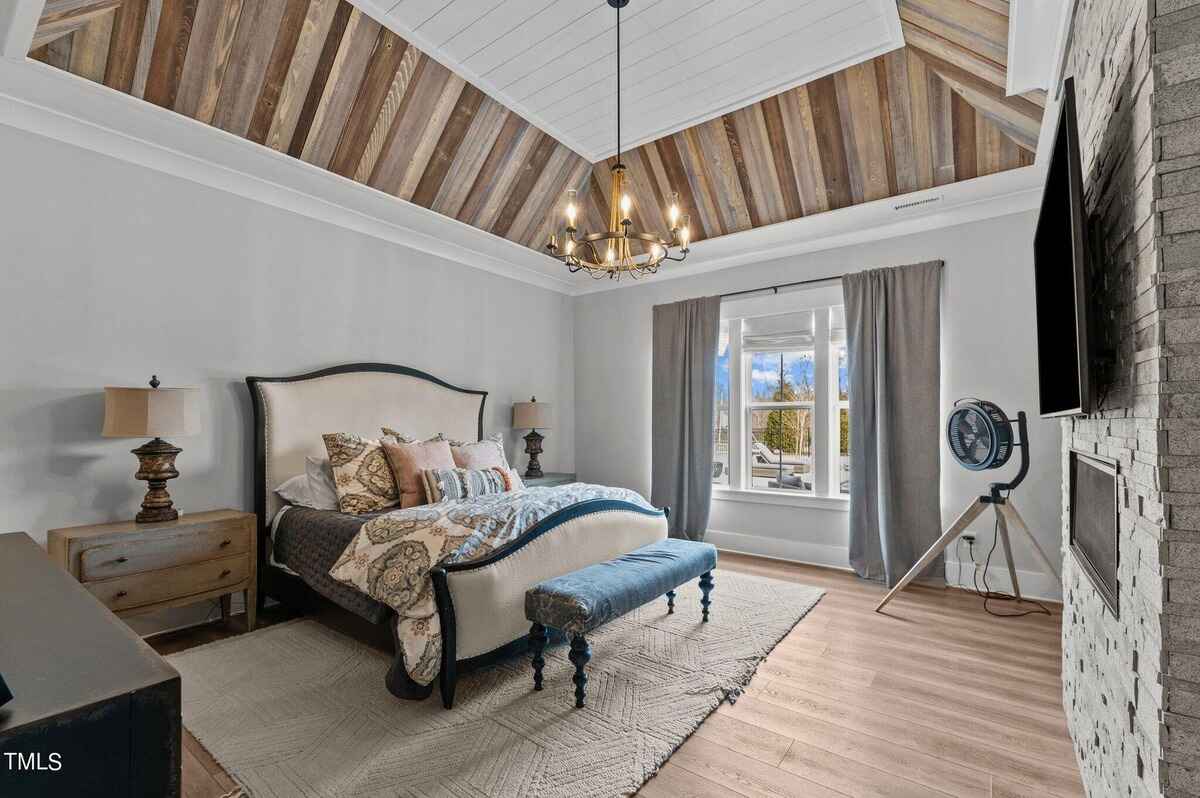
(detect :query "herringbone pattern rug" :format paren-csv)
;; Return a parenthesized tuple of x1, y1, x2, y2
(169, 569, 823, 797)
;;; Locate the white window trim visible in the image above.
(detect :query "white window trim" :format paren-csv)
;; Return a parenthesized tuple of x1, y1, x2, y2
(712, 486, 850, 511)
(715, 286, 848, 504)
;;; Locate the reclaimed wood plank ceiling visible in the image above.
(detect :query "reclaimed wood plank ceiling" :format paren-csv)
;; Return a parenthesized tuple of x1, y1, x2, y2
(29, 0, 1041, 258)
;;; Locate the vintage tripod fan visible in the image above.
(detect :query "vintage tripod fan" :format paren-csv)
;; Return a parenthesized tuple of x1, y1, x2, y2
(875, 399, 1061, 612)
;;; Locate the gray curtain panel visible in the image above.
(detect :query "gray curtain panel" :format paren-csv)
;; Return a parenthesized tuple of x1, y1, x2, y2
(844, 260, 943, 586)
(651, 296, 721, 540)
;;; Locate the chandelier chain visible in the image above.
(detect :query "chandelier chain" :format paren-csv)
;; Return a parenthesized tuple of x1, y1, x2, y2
(545, 0, 689, 280)
(616, 2, 621, 164)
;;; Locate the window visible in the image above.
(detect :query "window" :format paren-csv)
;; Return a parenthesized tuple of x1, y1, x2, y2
(833, 306, 849, 494)
(713, 289, 848, 499)
(713, 320, 731, 486)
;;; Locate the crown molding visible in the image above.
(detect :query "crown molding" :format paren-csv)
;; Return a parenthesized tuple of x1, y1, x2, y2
(0, 58, 578, 294)
(0, 0, 40, 59)
(570, 165, 1047, 296)
(0, 57, 1049, 301)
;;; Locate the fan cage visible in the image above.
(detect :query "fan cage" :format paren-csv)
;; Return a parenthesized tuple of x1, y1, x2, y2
(947, 399, 1013, 471)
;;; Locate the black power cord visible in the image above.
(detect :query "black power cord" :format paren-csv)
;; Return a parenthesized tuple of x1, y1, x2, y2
(969, 489, 1052, 618)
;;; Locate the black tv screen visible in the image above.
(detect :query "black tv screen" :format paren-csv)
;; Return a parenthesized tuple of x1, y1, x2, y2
(1034, 77, 1093, 418)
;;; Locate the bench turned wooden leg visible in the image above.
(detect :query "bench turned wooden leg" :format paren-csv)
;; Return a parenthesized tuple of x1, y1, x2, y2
(529, 623, 548, 691)
(569, 634, 591, 708)
(699, 571, 714, 622)
(666, 590, 676, 614)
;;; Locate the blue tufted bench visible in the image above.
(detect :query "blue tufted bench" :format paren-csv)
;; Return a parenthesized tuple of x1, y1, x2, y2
(524, 538, 718, 708)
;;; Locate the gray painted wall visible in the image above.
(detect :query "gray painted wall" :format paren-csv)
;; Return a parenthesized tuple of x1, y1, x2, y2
(571, 210, 1063, 597)
(0, 123, 575, 630)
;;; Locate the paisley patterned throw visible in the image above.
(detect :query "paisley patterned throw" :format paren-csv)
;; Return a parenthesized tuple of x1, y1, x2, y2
(329, 483, 653, 686)
(322, 433, 409, 515)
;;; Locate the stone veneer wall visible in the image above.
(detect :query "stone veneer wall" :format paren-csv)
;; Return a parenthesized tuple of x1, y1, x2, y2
(1061, 1, 1200, 796)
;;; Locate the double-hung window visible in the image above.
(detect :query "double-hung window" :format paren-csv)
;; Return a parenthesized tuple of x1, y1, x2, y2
(713, 285, 849, 499)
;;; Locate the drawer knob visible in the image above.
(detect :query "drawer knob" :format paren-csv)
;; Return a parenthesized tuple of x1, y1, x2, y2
(219, 539, 232, 548)
(115, 556, 128, 564)
(220, 569, 232, 578)
(115, 590, 128, 599)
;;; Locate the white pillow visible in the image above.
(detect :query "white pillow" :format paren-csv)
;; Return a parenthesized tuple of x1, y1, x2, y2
(274, 473, 314, 507)
(272, 457, 340, 511)
(304, 456, 339, 510)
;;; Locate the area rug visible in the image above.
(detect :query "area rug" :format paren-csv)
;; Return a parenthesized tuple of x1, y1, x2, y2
(168, 570, 823, 798)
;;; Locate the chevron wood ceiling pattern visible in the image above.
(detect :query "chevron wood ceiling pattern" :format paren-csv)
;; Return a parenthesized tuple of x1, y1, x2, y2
(28, 0, 1041, 261)
(29, 0, 592, 252)
(579, 0, 1042, 248)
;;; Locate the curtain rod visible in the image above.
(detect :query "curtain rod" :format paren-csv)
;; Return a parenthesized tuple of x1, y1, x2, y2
(720, 273, 843, 300)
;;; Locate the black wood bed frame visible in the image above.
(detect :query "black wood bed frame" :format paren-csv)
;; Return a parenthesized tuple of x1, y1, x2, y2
(246, 363, 489, 705)
(246, 362, 667, 709)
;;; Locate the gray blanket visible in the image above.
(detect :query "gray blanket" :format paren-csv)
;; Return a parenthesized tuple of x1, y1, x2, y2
(271, 507, 391, 624)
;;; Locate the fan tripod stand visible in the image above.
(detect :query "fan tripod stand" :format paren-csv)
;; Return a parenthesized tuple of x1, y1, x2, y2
(874, 410, 1060, 613)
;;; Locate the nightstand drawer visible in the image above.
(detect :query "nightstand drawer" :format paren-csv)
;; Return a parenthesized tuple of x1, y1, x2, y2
(80, 523, 250, 581)
(85, 554, 250, 613)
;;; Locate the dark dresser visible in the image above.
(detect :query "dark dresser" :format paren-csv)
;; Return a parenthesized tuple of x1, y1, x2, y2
(0, 532, 181, 797)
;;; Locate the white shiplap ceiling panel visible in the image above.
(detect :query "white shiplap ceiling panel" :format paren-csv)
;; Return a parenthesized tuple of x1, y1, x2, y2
(378, 0, 904, 161)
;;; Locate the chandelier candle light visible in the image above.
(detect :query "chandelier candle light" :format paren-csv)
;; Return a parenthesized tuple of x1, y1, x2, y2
(546, 0, 690, 279)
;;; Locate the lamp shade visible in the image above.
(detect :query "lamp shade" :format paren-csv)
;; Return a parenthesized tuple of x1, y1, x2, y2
(512, 398, 552, 430)
(102, 386, 198, 438)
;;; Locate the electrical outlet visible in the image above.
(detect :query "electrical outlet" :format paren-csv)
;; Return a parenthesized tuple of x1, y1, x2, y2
(962, 534, 976, 545)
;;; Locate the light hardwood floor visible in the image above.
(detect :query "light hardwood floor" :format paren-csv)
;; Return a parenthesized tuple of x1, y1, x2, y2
(152, 552, 1083, 798)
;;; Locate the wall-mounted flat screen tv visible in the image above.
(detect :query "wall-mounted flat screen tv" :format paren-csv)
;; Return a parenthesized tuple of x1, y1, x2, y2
(1034, 76, 1094, 418)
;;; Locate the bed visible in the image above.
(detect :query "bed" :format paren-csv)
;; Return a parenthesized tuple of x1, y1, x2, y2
(246, 363, 667, 708)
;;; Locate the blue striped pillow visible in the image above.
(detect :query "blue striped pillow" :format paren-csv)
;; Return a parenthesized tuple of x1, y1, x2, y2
(420, 466, 515, 503)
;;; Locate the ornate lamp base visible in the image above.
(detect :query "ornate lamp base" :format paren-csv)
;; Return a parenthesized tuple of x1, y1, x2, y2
(132, 437, 182, 523)
(523, 429, 545, 479)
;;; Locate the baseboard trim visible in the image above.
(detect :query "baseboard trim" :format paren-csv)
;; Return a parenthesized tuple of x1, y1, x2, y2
(944, 558, 1062, 603)
(707, 529, 1063, 601)
(706, 529, 852, 571)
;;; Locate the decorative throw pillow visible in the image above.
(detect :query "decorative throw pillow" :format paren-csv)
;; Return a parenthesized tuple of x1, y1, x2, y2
(381, 437, 456, 508)
(446, 432, 511, 471)
(322, 433, 401, 515)
(421, 466, 515, 503)
(381, 428, 438, 443)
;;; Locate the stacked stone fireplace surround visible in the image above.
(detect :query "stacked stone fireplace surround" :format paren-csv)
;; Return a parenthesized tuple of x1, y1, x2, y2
(1061, 1, 1200, 795)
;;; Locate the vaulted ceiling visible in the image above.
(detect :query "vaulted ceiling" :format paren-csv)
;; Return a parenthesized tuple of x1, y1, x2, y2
(369, 0, 907, 161)
(29, 0, 1042, 259)
(586, 3, 1042, 249)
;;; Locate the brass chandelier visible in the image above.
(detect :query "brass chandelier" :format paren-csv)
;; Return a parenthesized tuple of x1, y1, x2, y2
(546, 0, 690, 279)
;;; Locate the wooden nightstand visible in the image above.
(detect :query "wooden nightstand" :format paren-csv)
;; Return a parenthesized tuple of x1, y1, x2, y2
(48, 509, 257, 631)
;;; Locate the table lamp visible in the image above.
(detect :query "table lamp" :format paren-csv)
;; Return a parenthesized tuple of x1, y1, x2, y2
(103, 376, 198, 523)
(512, 397, 553, 479)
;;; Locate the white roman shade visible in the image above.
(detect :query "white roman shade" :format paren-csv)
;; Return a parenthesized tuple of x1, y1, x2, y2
(741, 311, 815, 352)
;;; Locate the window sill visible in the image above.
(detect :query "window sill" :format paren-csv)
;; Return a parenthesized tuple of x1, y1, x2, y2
(711, 488, 850, 511)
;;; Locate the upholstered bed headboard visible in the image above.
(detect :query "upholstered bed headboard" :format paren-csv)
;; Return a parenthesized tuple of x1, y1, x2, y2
(246, 363, 487, 527)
